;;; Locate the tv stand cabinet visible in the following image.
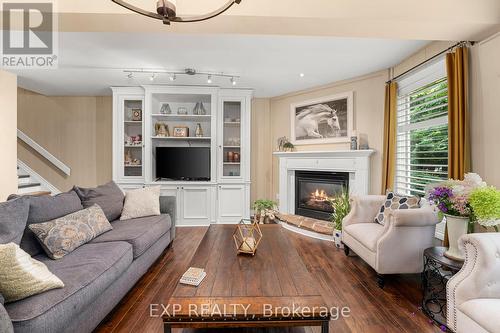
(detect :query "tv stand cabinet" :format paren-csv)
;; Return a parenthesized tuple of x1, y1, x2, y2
(112, 86, 252, 226)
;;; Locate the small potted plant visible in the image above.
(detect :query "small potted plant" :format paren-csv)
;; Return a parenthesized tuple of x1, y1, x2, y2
(253, 199, 277, 224)
(328, 188, 350, 249)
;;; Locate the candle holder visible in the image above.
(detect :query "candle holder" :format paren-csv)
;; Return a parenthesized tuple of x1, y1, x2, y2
(233, 218, 262, 256)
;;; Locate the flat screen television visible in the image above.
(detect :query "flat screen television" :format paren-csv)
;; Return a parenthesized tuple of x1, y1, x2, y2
(156, 147, 210, 181)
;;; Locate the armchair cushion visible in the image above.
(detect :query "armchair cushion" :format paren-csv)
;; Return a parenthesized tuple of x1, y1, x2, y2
(344, 223, 385, 251)
(374, 191, 420, 226)
(458, 299, 500, 333)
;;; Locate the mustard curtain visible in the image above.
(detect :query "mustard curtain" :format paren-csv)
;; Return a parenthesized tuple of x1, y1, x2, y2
(447, 46, 471, 180)
(443, 46, 471, 246)
(381, 82, 398, 194)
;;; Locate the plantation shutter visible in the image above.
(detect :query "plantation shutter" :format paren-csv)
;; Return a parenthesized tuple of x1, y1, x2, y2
(394, 58, 449, 196)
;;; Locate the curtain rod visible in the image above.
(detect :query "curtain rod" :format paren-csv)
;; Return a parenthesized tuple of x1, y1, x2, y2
(386, 41, 474, 84)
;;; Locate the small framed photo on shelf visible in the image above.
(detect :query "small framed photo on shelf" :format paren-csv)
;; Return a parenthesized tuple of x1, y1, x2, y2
(131, 109, 142, 121)
(173, 126, 189, 137)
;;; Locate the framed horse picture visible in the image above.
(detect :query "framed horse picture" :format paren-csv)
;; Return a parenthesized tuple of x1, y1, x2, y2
(290, 91, 353, 145)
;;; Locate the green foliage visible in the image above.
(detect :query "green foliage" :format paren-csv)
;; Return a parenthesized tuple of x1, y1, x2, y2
(405, 79, 449, 196)
(328, 189, 350, 231)
(253, 199, 277, 213)
(469, 187, 500, 228)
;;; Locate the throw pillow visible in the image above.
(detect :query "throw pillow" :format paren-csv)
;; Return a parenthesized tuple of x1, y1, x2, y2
(0, 196, 30, 245)
(73, 181, 125, 221)
(0, 243, 64, 303)
(120, 186, 161, 220)
(374, 191, 421, 226)
(29, 204, 112, 260)
(8, 191, 84, 256)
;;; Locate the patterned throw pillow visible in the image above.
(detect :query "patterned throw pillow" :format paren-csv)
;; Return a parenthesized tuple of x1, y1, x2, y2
(29, 204, 112, 259)
(374, 191, 421, 226)
(0, 243, 64, 303)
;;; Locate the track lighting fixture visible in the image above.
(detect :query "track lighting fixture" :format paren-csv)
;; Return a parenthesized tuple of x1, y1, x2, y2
(123, 68, 240, 86)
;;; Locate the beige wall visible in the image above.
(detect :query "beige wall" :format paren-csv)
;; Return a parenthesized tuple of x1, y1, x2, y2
(266, 71, 388, 201)
(470, 33, 500, 188)
(17, 89, 112, 192)
(0, 70, 18, 201)
(250, 98, 273, 203)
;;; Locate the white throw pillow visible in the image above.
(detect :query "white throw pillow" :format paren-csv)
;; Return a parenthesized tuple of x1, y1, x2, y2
(0, 243, 64, 303)
(120, 186, 161, 220)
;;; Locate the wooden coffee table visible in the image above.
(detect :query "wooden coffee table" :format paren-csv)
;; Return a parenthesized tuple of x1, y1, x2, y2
(163, 224, 330, 332)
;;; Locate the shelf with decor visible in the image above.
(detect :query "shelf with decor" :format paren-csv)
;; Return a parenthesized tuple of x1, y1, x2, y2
(151, 136, 211, 140)
(113, 86, 252, 226)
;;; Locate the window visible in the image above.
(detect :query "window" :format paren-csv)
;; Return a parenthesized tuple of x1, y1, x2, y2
(395, 59, 448, 196)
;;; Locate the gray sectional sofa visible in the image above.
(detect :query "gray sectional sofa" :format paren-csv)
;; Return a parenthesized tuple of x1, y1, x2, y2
(0, 189, 176, 333)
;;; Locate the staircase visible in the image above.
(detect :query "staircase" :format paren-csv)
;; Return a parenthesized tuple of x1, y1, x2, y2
(17, 163, 55, 196)
(16, 130, 68, 197)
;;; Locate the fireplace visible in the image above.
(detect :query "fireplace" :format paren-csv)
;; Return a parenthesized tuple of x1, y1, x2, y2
(295, 171, 349, 221)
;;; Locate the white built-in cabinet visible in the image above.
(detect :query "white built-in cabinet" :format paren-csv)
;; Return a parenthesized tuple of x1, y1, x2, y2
(112, 86, 252, 226)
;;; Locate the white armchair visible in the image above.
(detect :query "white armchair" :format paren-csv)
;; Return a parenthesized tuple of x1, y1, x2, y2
(447, 233, 500, 333)
(342, 195, 439, 287)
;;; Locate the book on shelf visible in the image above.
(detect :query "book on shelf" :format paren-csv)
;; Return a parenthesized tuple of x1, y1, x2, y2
(180, 267, 206, 286)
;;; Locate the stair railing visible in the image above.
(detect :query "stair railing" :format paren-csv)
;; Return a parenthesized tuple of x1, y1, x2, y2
(17, 129, 71, 176)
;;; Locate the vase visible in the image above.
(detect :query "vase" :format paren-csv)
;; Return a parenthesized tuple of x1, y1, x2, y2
(444, 214, 469, 261)
(334, 230, 344, 249)
(199, 102, 207, 115)
(195, 123, 203, 137)
(160, 103, 171, 114)
(192, 102, 200, 115)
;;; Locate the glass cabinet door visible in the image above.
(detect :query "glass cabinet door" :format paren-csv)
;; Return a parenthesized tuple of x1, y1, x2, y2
(222, 101, 242, 178)
(122, 98, 144, 178)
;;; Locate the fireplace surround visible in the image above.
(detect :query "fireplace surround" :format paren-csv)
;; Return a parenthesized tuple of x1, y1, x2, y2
(295, 171, 349, 221)
(274, 150, 375, 239)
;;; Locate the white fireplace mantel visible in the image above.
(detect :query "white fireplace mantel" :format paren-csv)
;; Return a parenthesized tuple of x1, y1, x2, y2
(273, 150, 375, 214)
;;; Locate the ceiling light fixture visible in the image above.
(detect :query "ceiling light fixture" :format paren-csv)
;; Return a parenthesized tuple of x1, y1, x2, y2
(111, 0, 243, 25)
(299, 73, 305, 77)
(123, 69, 240, 86)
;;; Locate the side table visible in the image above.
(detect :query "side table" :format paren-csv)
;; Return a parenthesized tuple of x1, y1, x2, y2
(422, 247, 464, 331)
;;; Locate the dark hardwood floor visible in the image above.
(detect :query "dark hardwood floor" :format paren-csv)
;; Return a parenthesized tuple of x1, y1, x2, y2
(95, 227, 440, 333)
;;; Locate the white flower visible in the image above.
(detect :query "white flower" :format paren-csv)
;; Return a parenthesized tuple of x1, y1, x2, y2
(464, 173, 487, 188)
(452, 185, 466, 196)
(477, 218, 500, 227)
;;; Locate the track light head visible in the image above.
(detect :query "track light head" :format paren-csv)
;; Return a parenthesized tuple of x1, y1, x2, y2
(169, 73, 176, 81)
(230, 77, 237, 86)
(150, 73, 157, 81)
(207, 75, 212, 84)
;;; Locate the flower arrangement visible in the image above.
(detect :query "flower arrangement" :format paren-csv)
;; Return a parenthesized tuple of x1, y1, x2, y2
(469, 187, 500, 231)
(426, 173, 500, 230)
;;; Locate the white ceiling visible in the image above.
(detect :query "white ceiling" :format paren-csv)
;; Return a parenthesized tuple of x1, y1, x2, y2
(12, 33, 428, 97)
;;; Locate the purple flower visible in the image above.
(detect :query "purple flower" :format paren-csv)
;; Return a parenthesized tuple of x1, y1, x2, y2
(438, 202, 448, 213)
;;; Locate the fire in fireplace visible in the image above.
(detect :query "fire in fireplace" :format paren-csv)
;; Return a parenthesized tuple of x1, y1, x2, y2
(295, 171, 349, 221)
